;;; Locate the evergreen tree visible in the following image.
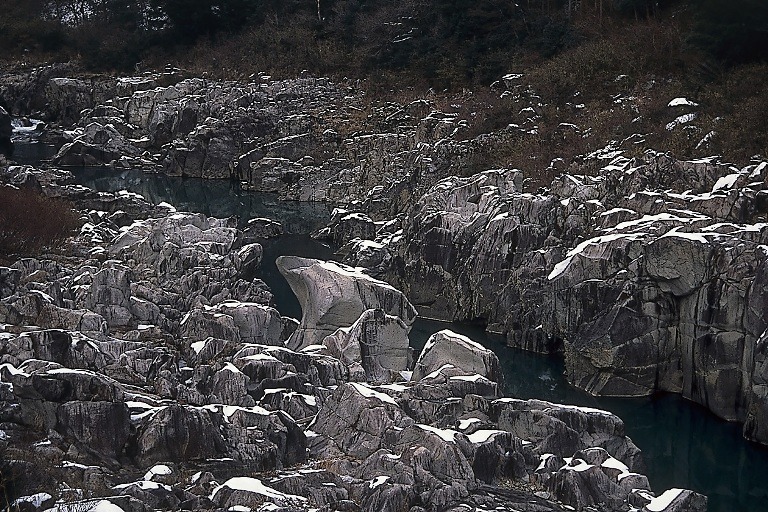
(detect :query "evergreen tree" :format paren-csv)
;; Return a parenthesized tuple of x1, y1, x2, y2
(689, 0, 768, 64)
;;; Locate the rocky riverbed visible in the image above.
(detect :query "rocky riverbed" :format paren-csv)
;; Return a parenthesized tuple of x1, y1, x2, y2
(1, 65, 761, 510)
(0, 161, 705, 512)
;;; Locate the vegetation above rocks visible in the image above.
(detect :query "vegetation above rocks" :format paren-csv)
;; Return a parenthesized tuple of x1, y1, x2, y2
(4, 0, 765, 181)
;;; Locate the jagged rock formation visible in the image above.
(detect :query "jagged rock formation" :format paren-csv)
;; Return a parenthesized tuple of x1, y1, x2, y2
(0, 162, 703, 512)
(277, 255, 417, 350)
(0, 69, 480, 216)
(367, 152, 768, 444)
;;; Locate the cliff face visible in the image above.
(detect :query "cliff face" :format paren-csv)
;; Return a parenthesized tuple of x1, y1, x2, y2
(367, 153, 768, 444)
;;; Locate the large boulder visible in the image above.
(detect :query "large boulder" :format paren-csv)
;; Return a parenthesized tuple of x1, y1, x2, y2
(412, 329, 503, 388)
(277, 256, 417, 350)
(491, 398, 643, 470)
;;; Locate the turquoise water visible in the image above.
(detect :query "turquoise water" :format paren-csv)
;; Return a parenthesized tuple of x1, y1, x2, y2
(410, 319, 768, 512)
(58, 164, 768, 512)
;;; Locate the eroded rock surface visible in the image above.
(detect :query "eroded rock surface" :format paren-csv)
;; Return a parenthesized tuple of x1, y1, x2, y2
(277, 255, 417, 350)
(0, 161, 702, 512)
(378, 152, 768, 444)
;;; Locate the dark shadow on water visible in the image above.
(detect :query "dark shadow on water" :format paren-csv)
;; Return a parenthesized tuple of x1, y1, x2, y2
(69, 167, 330, 234)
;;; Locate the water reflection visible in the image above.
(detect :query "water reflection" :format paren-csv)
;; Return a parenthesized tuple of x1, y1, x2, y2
(70, 167, 330, 234)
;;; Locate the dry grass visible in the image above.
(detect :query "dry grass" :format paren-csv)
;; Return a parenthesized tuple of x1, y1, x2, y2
(0, 186, 80, 257)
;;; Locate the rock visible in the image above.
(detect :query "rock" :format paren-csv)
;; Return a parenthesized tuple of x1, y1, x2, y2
(86, 262, 133, 328)
(277, 256, 417, 350)
(471, 431, 532, 483)
(179, 307, 240, 342)
(56, 401, 130, 459)
(0, 70, 715, 511)
(53, 122, 142, 166)
(137, 405, 227, 464)
(491, 398, 643, 470)
(0, 266, 20, 298)
(413, 363, 501, 399)
(0, 105, 13, 158)
(311, 382, 413, 459)
(386, 150, 768, 445)
(242, 217, 284, 242)
(315, 209, 377, 246)
(13, 367, 125, 402)
(323, 308, 411, 383)
(210, 477, 308, 509)
(392, 424, 476, 484)
(268, 468, 349, 506)
(211, 300, 283, 345)
(642, 488, 708, 512)
(45, 77, 102, 124)
(111, 481, 181, 510)
(209, 363, 250, 405)
(413, 329, 503, 388)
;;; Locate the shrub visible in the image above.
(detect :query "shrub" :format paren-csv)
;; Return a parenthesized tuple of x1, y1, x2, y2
(0, 186, 80, 257)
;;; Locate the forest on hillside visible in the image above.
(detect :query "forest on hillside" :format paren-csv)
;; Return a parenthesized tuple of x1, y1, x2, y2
(2, 0, 766, 80)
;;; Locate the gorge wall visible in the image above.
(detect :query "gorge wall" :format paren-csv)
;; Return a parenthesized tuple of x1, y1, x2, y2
(2, 66, 767, 449)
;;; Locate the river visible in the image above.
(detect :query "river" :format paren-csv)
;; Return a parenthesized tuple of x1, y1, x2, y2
(12, 143, 768, 511)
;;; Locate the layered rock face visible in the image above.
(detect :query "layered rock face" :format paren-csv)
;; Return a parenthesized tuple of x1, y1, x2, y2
(374, 152, 768, 443)
(0, 163, 702, 512)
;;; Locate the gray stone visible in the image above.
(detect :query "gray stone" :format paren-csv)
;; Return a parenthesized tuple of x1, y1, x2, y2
(277, 256, 417, 350)
(311, 382, 413, 459)
(323, 308, 411, 383)
(56, 401, 130, 459)
(413, 329, 503, 388)
(137, 404, 227, 464)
